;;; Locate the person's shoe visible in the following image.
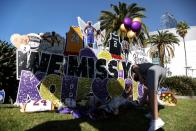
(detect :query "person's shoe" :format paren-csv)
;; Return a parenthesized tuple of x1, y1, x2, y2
(148, 118, 165, 131)
(145, 112, 152, 119)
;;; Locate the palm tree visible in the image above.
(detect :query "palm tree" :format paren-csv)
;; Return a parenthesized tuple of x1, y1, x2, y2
(176, 21, 190, 76)
(146, 30, 179, 67)
(99, 2, 148, 46)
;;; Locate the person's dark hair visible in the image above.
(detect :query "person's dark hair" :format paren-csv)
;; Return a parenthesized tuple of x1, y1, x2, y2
(87, 21, 92, 26)
(133, 73, 139, 81)
(97, 30, 101, 34)
(131, 65, 134, 76)
(131, 65, 139, 81)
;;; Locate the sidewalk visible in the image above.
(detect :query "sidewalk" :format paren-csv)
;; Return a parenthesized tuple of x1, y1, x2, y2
(175, 95, 196, 99)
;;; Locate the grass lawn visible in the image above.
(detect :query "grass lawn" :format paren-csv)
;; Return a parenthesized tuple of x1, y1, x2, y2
(0, 99, 196, 131)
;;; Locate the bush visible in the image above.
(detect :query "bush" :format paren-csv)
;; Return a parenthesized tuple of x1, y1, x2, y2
(162, 76, 196, 96)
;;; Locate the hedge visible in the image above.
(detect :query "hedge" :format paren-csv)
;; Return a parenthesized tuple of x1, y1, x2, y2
(162, 76, 196, 96)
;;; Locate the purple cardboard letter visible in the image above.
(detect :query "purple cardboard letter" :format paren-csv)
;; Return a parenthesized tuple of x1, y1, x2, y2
(16, 70, 44, 103)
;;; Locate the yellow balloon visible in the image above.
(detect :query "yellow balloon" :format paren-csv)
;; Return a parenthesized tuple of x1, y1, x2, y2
(120, 24, 127, 32)
(97, 50, 112, 62)
(132, 17, 142, 23)
(127, 30, 136, 38)
(117, 78, 125, 89)
(107, 78, 125, 97)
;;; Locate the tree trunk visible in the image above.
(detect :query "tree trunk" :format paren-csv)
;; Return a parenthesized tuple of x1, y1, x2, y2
(159, 55, 164, 67)
(183, 38, 188, 76)
(158, 45, 165, 67)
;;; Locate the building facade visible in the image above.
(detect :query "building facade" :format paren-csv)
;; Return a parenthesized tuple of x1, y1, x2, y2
(160, 12, 177, 29)
(148, 26, 196, 77)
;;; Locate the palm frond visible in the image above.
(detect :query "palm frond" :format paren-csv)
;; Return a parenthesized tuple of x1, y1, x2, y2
(147, 30, 179, 66)
(99, 2, 147, 46)
(176, 21, 190, 38)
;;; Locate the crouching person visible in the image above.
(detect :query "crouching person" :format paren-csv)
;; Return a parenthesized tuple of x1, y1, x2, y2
(131, 63, 166, 131)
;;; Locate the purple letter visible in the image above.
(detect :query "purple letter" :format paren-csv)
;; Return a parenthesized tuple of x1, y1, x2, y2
(16, 70, 45, 103)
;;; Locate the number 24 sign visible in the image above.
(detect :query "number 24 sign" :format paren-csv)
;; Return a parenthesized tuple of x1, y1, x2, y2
(71, 32, 79, 44)
(33, 99, 47, 106)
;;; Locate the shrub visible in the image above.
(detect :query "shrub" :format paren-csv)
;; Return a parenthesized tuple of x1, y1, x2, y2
(162, 76, 196, 96)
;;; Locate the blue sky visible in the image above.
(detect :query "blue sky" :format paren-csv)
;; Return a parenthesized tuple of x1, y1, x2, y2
(0, 0, 196, 42)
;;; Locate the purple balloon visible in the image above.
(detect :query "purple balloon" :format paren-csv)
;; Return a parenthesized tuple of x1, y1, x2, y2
(131, 21, 141, 32)
(123, 17, 132, 28)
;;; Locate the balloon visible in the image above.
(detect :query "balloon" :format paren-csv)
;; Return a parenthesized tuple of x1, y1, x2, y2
(123, 17, 132, 28)
(107, 78, 125, 97)
(132, 17, 142, 23)
(120, 24, 127, 32)
(97, 50, 112, 61)
(127, 30, 136, 38)
(131, 21, 142, 32)
(10, 34, 29, 49)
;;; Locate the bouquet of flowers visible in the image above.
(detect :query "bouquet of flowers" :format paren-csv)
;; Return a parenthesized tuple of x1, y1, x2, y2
(159, 92, 177, 106)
